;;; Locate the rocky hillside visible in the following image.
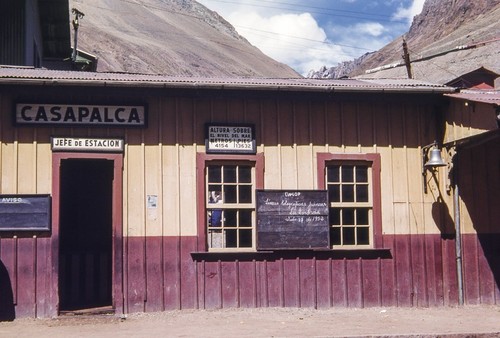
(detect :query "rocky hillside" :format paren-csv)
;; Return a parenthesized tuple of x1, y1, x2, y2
(309, 0, 500, 83)
(69, 0, 300, 77)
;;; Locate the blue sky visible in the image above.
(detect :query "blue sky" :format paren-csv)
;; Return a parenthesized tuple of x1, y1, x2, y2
(197, 0, 425, 75)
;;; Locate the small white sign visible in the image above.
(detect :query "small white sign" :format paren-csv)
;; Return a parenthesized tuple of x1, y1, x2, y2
(51, 137, 124, 152)
(147, 195, 158, 209)
(206, 124, 255, 154)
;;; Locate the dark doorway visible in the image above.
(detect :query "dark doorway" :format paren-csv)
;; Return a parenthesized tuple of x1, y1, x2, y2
(59, 159, 114, 311)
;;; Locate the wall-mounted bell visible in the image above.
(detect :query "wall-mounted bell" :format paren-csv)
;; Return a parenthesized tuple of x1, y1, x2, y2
(425, 147, 447, 168)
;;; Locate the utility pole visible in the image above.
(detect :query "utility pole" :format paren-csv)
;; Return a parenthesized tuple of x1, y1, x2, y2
(71, 8, 85, 63)
(402, 38, 413, 79)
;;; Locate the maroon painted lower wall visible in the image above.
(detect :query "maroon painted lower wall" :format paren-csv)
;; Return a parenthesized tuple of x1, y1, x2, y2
(0, 234, 499, 319)
(0, 236, 55, 319)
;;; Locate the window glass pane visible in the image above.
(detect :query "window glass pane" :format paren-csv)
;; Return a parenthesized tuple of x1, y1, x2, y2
(343, 208, 355, 225)
(224, 185, 237, 203)
(225, 210, 237, 226)
(330, 227, 341, 245)
(225, 229, 237, 248)
(239, 229, 252, 247)
(206, 211, 211, 227)
(239, 185, 252, 203)
(224, 166, 237, 183)
(342, 184, 354, 202)
(329, 208, 340, 225)
(356, 167, 368, 182)
(239, 166, 251, 183)
(239, 210, 252, 227)
(208, 166, 221, 183)
(356, 185, 368, 202)
(357, 209, 369, 225)
(328, 184, 340, 202)
(343, 227, 355, 245)
(208, 229, 223, 248)
(357, 227, 369, 245)
(327, 166, 339, 182)
(208, 210, 222, 227)
(208, 187, 222, 204)
(342, 165, 354, 182)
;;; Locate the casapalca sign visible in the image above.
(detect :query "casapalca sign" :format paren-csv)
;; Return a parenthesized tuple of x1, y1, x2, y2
(15, 103, 146, 126)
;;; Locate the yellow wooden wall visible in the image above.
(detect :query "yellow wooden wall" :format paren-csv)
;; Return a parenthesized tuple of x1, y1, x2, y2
(0, 92, 460, 238)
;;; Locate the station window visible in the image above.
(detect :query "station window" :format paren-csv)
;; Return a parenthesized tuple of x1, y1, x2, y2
(197, 154, 264, 252)
(317, 153, 382, 249)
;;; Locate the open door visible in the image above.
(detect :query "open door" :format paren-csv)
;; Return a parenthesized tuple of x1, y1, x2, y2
(52, 153, 123, 315)
(59, 159, 113, 311)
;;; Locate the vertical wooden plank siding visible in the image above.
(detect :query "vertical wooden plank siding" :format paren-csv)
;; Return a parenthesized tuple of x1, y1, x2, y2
(299, 258, 316, 308)
(362, 259, 381, 307)
(283, 258, 299, 307)
(380, 235, 397, 306)
(220, 261, 237, 308)
(237, 260, 256, 308)
(315, 258, 332, 308)
(331, 259, 348, 307)
(162, 236, 181, 310)
(0, 90, 498, 319)
(179, 237, 197, 309)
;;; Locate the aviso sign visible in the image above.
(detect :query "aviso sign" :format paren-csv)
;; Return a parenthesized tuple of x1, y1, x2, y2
(205, 124, 256, 154)
(256, 190, 329, 250)
(16, 103, 146, 127)
(0, 195, 51, 231)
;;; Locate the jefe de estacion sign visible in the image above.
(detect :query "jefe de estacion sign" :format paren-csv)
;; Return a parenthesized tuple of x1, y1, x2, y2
(16, 103, 146, 126)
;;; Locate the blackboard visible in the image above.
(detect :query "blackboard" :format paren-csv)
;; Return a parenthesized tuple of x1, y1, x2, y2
(0, 195, 51, 231)
(256, 190, 329, 250)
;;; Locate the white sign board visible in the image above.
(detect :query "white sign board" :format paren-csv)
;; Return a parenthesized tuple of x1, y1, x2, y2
(206, 124, 256, 154)
(51, 137, 124, 152)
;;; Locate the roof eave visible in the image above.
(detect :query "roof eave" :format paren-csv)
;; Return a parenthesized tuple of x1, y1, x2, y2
(0, 77, 456, 94)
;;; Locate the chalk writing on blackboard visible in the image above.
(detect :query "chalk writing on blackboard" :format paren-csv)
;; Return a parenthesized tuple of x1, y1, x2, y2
(256, 190, 329, 250)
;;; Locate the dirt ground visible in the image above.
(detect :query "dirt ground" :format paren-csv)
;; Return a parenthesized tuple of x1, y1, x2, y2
(1, 305, 500, 337)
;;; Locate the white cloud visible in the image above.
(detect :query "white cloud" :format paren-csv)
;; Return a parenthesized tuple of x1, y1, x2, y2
(393, 0, 425, 24)
(227, 11, 343, 75)
(353, 22, 386, 37)
(198, 2, 361, 75)
(328, 22, 394, 58)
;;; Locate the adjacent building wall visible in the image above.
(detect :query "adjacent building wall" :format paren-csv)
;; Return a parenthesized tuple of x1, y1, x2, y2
(444, 98, 498, 143)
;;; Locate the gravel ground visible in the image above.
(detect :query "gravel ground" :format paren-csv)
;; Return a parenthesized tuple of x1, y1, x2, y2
(1, 305, 500, 337)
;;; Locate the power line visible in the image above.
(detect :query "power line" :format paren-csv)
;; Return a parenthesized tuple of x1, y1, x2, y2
(239, 29, 359, 60)
(200, 0, 407, 23)
(81, 0, 392, 69)
(118, 0, 204, 20)
(406, 46, 461, 80)
(252, 0, 396, 19)
(236, 26, 373, 51)
(94, 0, 377, 54)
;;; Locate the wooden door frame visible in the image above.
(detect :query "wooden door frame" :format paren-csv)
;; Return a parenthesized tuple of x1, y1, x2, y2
(51, 152, 123, 315)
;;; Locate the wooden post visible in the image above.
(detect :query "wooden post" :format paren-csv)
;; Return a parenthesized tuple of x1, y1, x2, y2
(402, 39, 413, 79)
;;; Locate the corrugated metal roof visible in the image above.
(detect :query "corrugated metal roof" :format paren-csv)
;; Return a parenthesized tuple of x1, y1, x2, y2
(445, 89, 500, 105)
(0, 66, 456, 93)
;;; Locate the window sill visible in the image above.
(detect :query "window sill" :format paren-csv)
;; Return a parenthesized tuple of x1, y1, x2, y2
(191, 248, 392, 262)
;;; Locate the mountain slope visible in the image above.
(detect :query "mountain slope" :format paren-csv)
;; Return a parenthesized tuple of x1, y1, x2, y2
(70, 0, 300, 77)
(309, 0, 500, 84)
